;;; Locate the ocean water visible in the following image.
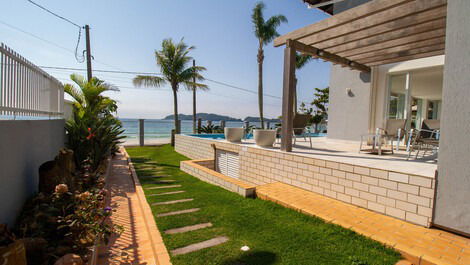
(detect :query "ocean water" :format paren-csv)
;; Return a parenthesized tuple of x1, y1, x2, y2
(120, 119, 266, 139)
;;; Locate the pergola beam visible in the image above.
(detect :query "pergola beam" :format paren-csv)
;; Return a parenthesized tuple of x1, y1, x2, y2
(360, 44, 445, 65)
(316, 8, 447, 52)
(289, 40, 371, 72)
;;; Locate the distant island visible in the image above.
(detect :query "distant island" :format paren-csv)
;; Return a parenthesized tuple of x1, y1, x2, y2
(243, 116, 280, 122)
(163, 113, 242, 121)
(163, 113, 280, 122)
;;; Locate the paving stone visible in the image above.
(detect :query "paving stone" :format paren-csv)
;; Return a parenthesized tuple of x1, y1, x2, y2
(140, 175, 167, 179)
(152, 180, 176, 183)
(149, 191, 185, 196)
(157, 208, 200, 217)
(152, 198, 193, 205)
(164, 223, 212, 235)
(171, 236, 229, 256)
(146, 185, 181, 190)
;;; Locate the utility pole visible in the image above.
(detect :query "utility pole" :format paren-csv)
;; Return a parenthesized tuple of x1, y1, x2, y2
(85, 25, 92, 81)
(192, 59, 197, 133)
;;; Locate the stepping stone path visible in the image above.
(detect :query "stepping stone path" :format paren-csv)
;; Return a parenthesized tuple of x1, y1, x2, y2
(140, 161, 230, 257)
(147, 185, 181, 190)
(171, 236, 229, 256)
(149, 191, 185, 196)
(152, 198, 193, 205)
(157, 208, 200, 217)
(164, 223, 212, 235)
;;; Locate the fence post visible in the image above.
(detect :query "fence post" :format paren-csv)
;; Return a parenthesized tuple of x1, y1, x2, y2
(139, 119, 144, 146)
(197, 118, 202, 133)
(176, 119, 181, 134)
(266, 122, 270, 129)
(220, 120, 226, 130)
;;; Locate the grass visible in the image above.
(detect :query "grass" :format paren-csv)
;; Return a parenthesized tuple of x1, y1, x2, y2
(126, 145, 401, 265)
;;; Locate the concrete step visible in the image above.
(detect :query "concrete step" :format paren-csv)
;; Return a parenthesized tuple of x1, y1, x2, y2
(171, 236, 229, 256)
(165, 223, 213, 235)
(149, 191, 185, 196)
(157, 208, 200, 217)
(146, 185, 182, 190)
(152, 198, 193, 205)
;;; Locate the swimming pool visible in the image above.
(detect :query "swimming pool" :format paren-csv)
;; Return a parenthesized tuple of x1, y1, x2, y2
(187, 133, 325, 140)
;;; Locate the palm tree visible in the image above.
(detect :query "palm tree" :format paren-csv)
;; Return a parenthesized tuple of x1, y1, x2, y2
(252, 2, 287, 129)
(133, 38, 207, 134)
(294, 53, 314, 112)
(191, 59, 209, 133)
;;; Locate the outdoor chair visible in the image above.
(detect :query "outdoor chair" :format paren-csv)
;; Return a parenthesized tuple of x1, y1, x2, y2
(275, 114, 313, 148)
(359, 119, 406, 155)
(407, 119, 440, 160)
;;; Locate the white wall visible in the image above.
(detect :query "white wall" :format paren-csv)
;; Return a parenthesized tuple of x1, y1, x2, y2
(327, 65, 372, 141)
(433, 0, 470, 235)
(0, 119, 65, 226)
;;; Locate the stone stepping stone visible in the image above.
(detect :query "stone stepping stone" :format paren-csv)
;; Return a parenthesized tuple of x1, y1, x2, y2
(152, 198, 193, 206)
(165, 223, 212, 235)
(151, 180, 176, 184)
(149, 191, 185, 196)
(157, 208, 200, 217)
(146, 185, 181, 190)
(171, 236, 229, 256)
(140, 175, 166, 179)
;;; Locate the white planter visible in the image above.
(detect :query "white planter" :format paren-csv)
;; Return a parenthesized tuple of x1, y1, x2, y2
(253, 129, 276, 147)
(224, 127, 244, 143)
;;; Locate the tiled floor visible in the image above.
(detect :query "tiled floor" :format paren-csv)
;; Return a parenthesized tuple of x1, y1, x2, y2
(97, 150, 172, 265)
(228, 137, 437, 177)
(256, 182, 469, 265)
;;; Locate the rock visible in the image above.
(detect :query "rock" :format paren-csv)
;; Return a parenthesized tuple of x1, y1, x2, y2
(39, 149, 75, 193)
(53, 254, 83, 265)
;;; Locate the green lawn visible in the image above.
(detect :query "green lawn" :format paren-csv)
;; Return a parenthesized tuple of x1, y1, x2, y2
(126, 145, 401, 265)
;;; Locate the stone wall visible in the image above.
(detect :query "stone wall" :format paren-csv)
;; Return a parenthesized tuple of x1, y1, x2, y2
(175, 134, 435, 227)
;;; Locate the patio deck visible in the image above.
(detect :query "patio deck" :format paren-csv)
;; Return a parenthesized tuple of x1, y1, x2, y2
(244, 137, 437, 178)
(175, 134, 437, 227)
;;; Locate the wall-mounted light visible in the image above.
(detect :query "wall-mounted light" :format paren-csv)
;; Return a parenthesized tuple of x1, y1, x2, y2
(346, 88, 355, 97)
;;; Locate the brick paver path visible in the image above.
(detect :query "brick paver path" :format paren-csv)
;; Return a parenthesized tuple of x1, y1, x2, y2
(97, 150, 172, 265)
(256, 182, 470, 265)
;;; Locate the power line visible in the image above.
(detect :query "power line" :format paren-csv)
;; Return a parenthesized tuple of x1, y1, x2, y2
(27, 0, 81, 28)
(37, 65, 282, 99)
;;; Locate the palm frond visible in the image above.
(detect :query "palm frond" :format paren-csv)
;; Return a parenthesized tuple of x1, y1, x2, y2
(295, 53, 313, 69)
(252, 2, 266, 38)
(64, 83, 85, 105)
(133, 75, 166, 88)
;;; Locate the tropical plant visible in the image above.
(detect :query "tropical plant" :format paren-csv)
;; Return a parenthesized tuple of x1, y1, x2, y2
(310, 87, 329, 132)
(64, 74, 125, 171)
(198, 124, 223, 134)
(133, 38, 207, 134)
(252, 2, 287, 128)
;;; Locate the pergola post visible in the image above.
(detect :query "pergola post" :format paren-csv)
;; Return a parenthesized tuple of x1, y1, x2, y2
(281, 40, 296, 152)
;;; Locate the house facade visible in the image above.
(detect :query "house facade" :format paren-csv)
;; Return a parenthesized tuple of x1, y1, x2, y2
(295, 0, 468, 235)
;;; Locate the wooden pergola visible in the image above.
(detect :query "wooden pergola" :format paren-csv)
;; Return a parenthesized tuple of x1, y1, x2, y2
(276, 0, 447, 152)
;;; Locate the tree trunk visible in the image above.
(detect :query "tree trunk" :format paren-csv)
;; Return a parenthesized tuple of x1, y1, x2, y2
(192, 88, 196, 133)
(172, 86, 180, 134)
(257, 43, 265, 129)
(192, 59, 197, 133)
(294, 77, 298, 114)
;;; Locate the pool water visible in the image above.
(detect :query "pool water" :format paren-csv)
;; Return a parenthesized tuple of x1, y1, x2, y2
(187, 133, 325, 140)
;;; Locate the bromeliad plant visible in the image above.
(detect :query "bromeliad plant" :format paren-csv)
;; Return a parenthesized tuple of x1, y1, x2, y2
(64, 74, 125, 171)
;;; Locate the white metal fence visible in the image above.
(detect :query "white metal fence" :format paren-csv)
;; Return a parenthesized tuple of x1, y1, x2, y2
(0, 43, 64, 119)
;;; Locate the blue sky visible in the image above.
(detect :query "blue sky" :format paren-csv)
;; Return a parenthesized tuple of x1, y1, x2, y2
(1, 0, 331, 119)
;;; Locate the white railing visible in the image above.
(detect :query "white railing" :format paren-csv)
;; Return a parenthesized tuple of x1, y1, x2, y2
(0, 43, 64, 119)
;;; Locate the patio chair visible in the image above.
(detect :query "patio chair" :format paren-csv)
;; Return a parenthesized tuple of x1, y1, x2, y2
(359, 119, 406, 155)
(293, 114, 313, 148)
(407, 119, 440, 160)
(275, 114, 313, 148)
